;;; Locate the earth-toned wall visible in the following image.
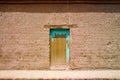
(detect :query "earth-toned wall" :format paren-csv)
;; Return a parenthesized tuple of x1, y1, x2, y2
(0, 4, 120, 70)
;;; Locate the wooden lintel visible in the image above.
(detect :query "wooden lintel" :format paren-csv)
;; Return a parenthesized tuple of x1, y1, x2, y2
(44, 24, 78, 28)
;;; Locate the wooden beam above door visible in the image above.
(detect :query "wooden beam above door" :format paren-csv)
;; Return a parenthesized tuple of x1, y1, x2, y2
(44, 24, 78, 28)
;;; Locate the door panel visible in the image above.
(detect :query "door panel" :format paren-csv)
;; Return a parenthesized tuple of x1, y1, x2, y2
(50, 29, 69, 69)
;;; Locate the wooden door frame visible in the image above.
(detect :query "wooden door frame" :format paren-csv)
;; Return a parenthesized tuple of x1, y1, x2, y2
(49, 28, 70, 70)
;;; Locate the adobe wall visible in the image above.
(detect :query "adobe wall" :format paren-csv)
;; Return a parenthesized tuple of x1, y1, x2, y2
(0, 4, 120, 70)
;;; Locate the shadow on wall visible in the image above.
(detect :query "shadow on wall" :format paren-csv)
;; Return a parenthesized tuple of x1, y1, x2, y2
(0, 4, 120, 13)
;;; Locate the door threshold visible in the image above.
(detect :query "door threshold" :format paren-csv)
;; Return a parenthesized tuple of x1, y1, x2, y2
(50, 65, 70, 70)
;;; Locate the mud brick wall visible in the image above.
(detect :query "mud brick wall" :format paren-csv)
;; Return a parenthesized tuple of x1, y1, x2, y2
(0, 4, 120, 70)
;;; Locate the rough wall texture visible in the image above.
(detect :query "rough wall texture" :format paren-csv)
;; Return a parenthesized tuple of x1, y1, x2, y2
(0, 4, 120, 70)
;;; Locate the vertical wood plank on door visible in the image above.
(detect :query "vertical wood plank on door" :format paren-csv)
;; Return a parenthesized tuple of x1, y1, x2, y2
(50, 36, 66, 67)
